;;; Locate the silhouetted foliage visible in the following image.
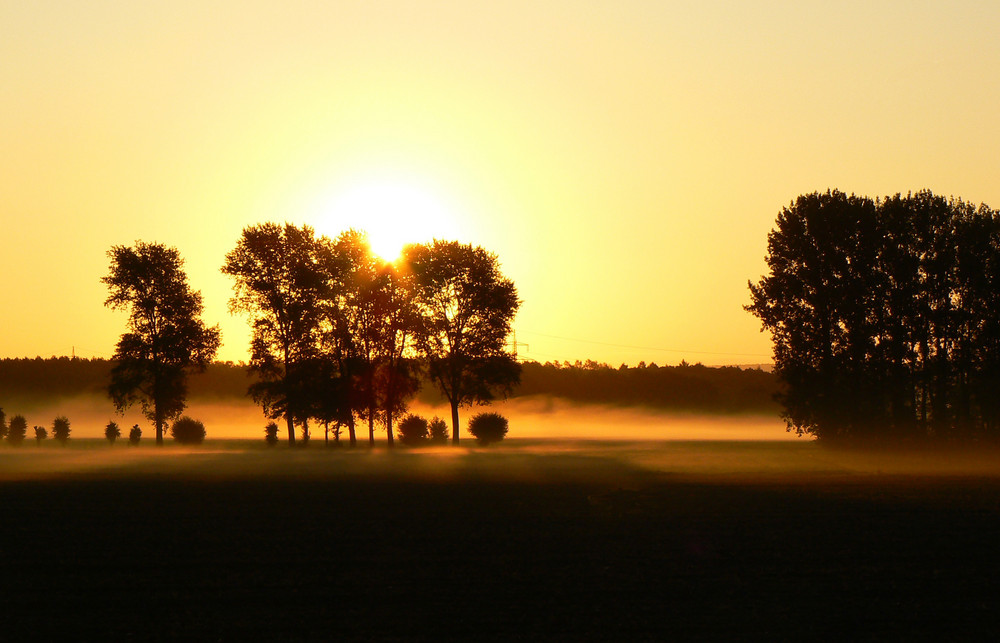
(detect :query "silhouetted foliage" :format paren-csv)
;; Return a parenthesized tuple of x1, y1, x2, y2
(264, 421, 279, 446)
(748, 189, 1000, 442)
(170, 416, 206, 444)
(468, 412, 508, 445)
(223, 223, 331, 445)
(104, 242, 221, 445)
(129, 424, 142, 446)
(0, 408, 6, 440)
(105, 421, 121, 444)
(52, 416, 70, 444)
(406, 241, 520, 444)
(34, 426, 47, 444)
(397, 414, 429, 446)
(429, 416, 449, 443)
(7, 415, 27, 445)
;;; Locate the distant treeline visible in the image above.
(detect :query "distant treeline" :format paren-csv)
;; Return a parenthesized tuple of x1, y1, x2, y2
(0, 357, 779, 415)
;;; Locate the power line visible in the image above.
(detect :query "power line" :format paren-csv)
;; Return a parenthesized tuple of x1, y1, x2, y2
(518, 330, 772, 359)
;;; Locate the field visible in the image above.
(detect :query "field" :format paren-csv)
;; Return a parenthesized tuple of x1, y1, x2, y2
(2, 438, 999, 640)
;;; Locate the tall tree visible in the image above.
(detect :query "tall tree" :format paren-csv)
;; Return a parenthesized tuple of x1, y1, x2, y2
(748, 190, 1000, 441)
(104, 242, 220, 445)
(406, 241, 520, 444)
(373, 259, 422, 447)
(222, 223, 329, 444)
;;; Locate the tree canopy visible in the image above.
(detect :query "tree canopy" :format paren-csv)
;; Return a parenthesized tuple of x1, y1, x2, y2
(405, 240, 520, 444)
(747, 190, 1000, 442)
(103, 242, 221, 445)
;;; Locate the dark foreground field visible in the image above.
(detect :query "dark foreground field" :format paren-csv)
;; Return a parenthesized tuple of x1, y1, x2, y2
(1, 440, 999, 640)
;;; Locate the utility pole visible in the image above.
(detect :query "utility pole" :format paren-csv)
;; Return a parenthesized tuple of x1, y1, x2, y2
(508, 330, 529, 358)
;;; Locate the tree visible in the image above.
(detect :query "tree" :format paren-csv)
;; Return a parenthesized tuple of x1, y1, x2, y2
(747, 190, 1000, 441)
(222, 223, 330, 445)
(468, 412, 509, 445)
(105, 421, 121, 444)
(372, 260, 422, 447)
(6, 415, 27, 445)
(0, 408, 6, 440)
(34, 426, 47, 444)
(52, 416, 70, 444)
(264, 421, 279, 446)
(103, 242, 221, 445)
(406, 241, 521, 444)
(129, 424, 142, 445)
(397, 414, 429, 446)
(171, 416, 206, 444)
(428, 416, 449, 443)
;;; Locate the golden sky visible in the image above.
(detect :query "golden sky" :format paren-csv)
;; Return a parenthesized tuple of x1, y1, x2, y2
(3, 1, 1000, 366)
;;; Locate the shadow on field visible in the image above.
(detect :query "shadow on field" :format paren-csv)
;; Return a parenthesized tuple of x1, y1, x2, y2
(1, 440, 999, 640)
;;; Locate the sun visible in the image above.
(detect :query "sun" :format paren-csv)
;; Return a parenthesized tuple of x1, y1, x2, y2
(311, 175, 464, 260)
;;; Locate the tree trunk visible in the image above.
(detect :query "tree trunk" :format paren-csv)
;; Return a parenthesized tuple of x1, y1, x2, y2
(386, 411, 394, 448)
(155, 405, 164, 446)
(286, 413, 295, 445)
(451, 399, 460, 445)
(368, 415, 375, 447)
(348, 416, 357, 447)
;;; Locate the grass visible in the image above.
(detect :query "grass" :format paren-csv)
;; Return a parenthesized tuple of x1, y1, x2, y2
(1, 438, 998, 640)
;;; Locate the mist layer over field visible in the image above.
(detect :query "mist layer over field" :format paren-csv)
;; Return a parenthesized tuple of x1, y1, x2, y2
(6, 394, 793, 441)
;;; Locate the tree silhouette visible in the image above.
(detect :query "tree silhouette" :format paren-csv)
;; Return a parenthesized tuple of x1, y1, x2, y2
(0, 408, 6, 440)
(6, 415, 27, 445)
(171, 416, 206, 444)
(104, 242, 221, 445)
(428, 416, 449, 443)
(406, 241, 520, 444)
(264, 421, 279, 446)
(468, 412, 509, 445)
(34, 426, 47, 444)
(129, 424, 142, 445)
(222, 223, 330, 445)
(52, 416, 70, 444)
(747, 190, 1000, 441)
(397, 414, 429, 446)
(105, 421, 121, 444)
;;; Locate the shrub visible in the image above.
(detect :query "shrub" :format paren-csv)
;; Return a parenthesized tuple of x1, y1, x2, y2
(34, 426, 47, 444)
(398, 414, 429, 446)
(52, 416, 71, 444)
(171, 416, 206, 444)
(429, 416, 449, 444)
(105, 421, 121, 444)
(0, 408, 6, 440)
(6, 415, 27, 445)
(129, 424, 142, 446)
(264, 422, 279, 446)
(468, 412, 508, 445)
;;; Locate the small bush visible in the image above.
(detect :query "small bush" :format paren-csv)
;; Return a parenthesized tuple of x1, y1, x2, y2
(6, 415, 27, 446)
(264, 422, 279, 446)
(398, 414, 429, 446)
(171, 416, 206, 444)
(105, 421, 121, 444)
(52, 416, 71, 444)
(468, 412, 509, 445)
(429, 417, 449, 444)
(34, 426, 47, 444)
(129, 424, 142, 446)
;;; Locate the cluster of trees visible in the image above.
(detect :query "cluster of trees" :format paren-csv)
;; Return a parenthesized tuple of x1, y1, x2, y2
(503, 360, 778, 414)
(102, 224, 520, 447)
(0, 409, 71, 445)
(221, 224, 519, 446)
(748, 190, 1000, 441)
